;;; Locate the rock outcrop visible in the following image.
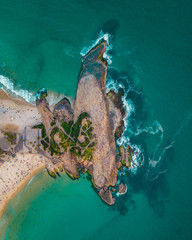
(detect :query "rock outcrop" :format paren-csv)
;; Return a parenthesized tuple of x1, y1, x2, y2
(118, 183, 127, 194)
(99, 188, 115, 205)
(119, 145, 134, 168)
(107, 89, 125, 138)
(35, 40, 134, 205)
(53, 98, 73, 122)
(36, 96, 54, 137)
(74, 41, 118, 192)
(60, 150, 80, 179)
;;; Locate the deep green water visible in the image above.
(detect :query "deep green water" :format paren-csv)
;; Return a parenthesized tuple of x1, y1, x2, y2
(0, 0, 192, 239)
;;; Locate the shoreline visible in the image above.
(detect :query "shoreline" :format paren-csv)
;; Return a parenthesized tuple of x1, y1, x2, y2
(0, 153, 47, 219)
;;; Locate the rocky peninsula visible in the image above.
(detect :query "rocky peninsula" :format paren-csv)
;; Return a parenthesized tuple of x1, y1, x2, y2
(0, 40, 141, 217)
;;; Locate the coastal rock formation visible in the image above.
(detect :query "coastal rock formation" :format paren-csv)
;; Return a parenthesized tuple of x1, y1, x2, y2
(36, 96, 54, 137)
(74, 41, 118, 191)
(60, 150, 80, 179)
(34, 40, 134, 205)
(107, 89, 125, 138)
(118, 183, 127, 194)
(119, 145, 134, 168)
(53, 98, 73, 122)
(0, 39, 138, 211)
(99, 188, 115, 205)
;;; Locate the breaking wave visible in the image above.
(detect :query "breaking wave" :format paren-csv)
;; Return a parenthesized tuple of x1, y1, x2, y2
(106, 71, 165, 174)
(0, 75, 36, 103)
(80, 30, 113, 64)
(0, 75, 68, 106)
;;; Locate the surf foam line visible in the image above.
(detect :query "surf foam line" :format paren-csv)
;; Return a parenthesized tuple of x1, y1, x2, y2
(107, 74, 163, 146)
(106, 75, 145, 173)
(0, 75, 68, 106)
(80, 30, 113, 65)
(0, 75, 36, 103)
(116, 184, 127, 197)
(106, 74, 168, 174)
(24, 175, 35, 192)
(149, 112, 192, 168)
(146, 112, 192, 182)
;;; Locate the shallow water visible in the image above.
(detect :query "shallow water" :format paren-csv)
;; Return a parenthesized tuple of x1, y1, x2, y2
(0, 0, 192, 239)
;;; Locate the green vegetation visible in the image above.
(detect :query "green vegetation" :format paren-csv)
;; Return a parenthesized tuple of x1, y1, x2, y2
(35, 111, 96, 160)
(49, 127, 60, 155)
(119, 145, 133, 168)
(71, 112, 89, 138)
(61, 121, 71, 135)
(51, 120, 56, 126)
(4, 132, 17, 145)
(41, 140, 49, 150)
(33, 123, 46, 138)
(47, 169, 56, 179)
(83, 147, 95, 161)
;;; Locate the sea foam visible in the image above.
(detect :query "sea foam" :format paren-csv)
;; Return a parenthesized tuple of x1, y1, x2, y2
(0, 75, 36, 103)
(80, 31, 113, 64)
(0, 75, 69, 106)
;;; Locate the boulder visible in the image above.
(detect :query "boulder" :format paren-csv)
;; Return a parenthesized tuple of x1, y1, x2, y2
(118, 183, 127, 194)
(99, 188, 115, 205)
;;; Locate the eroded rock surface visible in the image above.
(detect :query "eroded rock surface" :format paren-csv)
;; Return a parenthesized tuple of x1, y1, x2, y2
(53, 98, 73, 122)
(36, 96, 54, 137)
(60, 150, 80, 179)
(34, 40, 135, 205)
(99, 188, 115, 205)
(118, 183, 127, 194)
(74, 41, 118, 190)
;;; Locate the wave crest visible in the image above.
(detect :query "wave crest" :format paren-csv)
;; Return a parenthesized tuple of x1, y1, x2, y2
(80, 31, 113, 64)
(0, 75, 36, 103)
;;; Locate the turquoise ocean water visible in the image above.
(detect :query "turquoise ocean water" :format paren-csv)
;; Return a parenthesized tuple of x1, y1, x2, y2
(0, 0, 192, 239)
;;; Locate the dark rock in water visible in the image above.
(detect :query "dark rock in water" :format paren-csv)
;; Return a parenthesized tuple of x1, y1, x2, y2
(47, 169, 56, 179)
(119, 145, 134, 168)
(118, 183, 127, 194)
(99, 188, 115, 205)
(53, 97, 73, 121)
(36, 88, 47, 99)
(111, 187, 116, 192)
(55, 168, 61, 177)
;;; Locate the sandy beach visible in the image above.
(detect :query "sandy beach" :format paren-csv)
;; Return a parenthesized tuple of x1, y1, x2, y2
(0, 153, 47, 218)
(0, 90, 49, 218)
(0, 89, 41, 133)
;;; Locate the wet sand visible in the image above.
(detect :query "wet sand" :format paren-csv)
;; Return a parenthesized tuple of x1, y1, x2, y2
(0, 153, 47, 218)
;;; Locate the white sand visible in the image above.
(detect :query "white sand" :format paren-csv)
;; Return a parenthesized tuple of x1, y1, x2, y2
(0, 90, 41, 133)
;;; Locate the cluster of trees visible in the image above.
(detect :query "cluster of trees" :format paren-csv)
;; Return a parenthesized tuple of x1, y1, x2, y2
(33, 112, 96, 161)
